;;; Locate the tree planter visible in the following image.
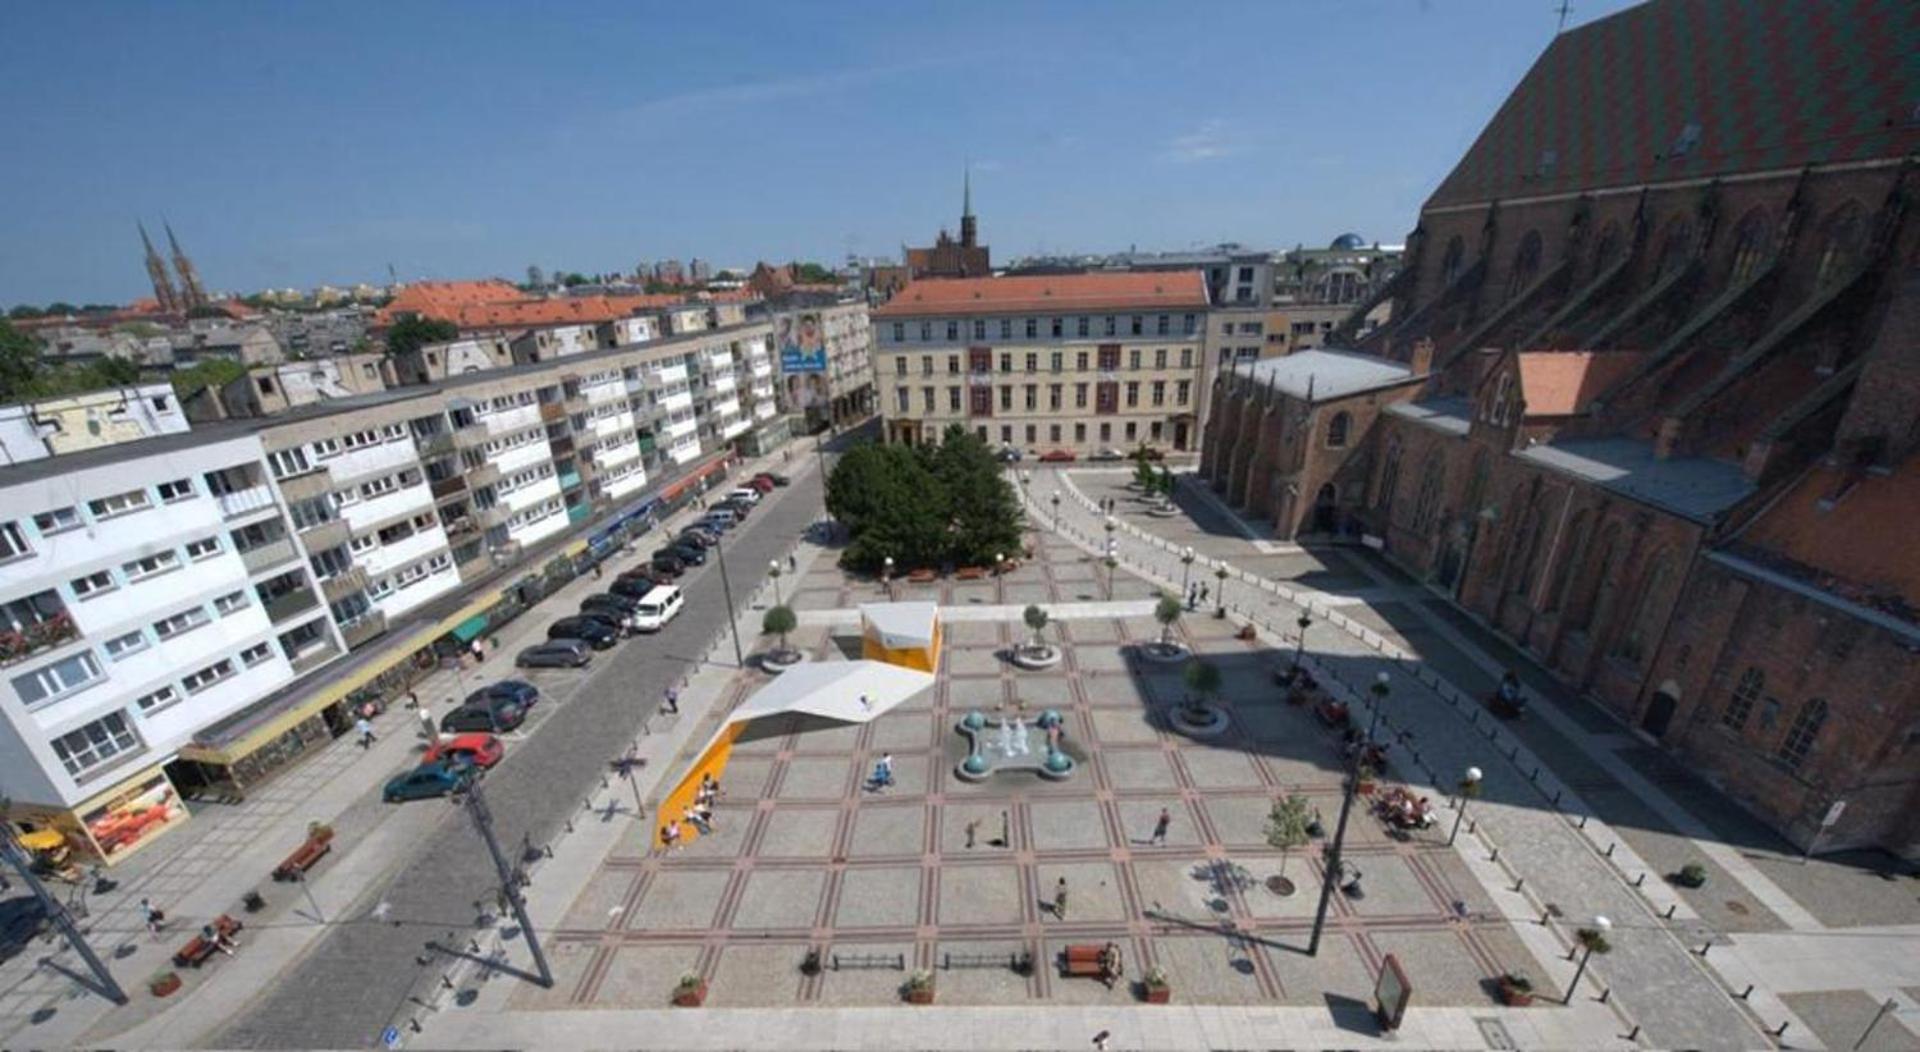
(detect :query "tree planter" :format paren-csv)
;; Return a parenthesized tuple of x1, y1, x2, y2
(149, 971, 182, 998)
(761, 650, 807, 673)
(1265, 875, 1296, 897)
(1010, 645, 1062, 670)
(1497, 974, 1534, 1006)
(1137, 642, 1190, 664)
(904, 970, 935, 1005)
(1673, 863, 1708, 889)
(672, 977, 707, 1007)
(242, 890, 267, 913)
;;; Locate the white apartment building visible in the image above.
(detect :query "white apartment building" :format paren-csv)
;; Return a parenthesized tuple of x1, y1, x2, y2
(0, 432, 341, 861)
(0, 383, 190, 464)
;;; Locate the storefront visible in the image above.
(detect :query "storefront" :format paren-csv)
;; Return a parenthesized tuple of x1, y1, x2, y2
(6, 764, 191, 867)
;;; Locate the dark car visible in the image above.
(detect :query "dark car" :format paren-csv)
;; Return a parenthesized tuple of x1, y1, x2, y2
(516, 640, 591, 668)
(466, 680, 540, 710)
(440, 695, 527, 733)
(383, 762, 472, 802)
(609, 575, 658, 600)
(582, 592, 643, 617)
(1038, 449, 1077, 462)
(1088, 447, 1126, 462)
(662, 542, 707, 565)
(718, 499, 753, 519)
(675, 528, 716, 549)
(650, 554, 685, 578)
(571, 609, 627, 636)
(548, 616, 618, 650)
(754, 472, 790, 487)
(996, 446, 1024, 462)
(698, 514, 735, 534)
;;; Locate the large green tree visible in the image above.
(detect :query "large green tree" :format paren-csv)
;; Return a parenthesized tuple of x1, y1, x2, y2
(931, 425, 1024, 565)
(384, 315, 460, 357)
(827, 442, 950, 573)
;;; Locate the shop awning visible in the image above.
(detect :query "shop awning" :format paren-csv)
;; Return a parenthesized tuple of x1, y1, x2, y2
(450, 614, 490, 643)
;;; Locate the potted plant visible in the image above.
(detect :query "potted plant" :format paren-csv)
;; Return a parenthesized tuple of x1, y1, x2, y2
(904, 969, 935, 1005)
(149, 969, 182, 998)
(305, 821, 334, 846)
(242, 889, 266, 913)
(1142, 965, 1171, 1004)
(1675, 862, 1708, 888)
(1264, 794, 1312, 896)
(1496, 972, 1534, 1006)
(1023, 604, 1050, 657)
(1153, 593, 1183, 652)
(672, 972, 707, 1007)
(762, 605, 799, 666)
(1355, 763, 1378, 796)
(1306, 809, 1326, 838)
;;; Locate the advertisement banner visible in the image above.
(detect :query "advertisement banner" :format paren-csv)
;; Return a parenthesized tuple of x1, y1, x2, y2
(776, 312, 828, 373)
(81, 769, 186, 859)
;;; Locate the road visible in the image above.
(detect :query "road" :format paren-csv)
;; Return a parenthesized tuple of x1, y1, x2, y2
(213, 466, 828, 1049)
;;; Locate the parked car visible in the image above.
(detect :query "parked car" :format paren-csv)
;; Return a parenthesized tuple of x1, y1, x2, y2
(675, 528, 716, 548)
(741, 476, 775, 494)
(383, 762, 472, 803)
(754, 472, 790, 487)
(581, 592, 643, 618)
(996, 446, 1024, 462)
(465, 680, 540, 710)
(609, 575, 659, 600)
(650, 553, 686, 577)
(630, 584, 685, 632)
(548, 616, 619, 650)
(665, 541, 707, 565)
(441, 694, 529, 733)
(699, 510, 737, 531)
(1089, 447, 1126, 462)
(1135, 446, 1166, 461)
(421, 732, 505, 770)
(516, 640, 592, 669)
(571, 609, 627, 636)
(725, 487, 762, 505)
(718, 499, 753, 519)
(1038, 449, 1078, 463)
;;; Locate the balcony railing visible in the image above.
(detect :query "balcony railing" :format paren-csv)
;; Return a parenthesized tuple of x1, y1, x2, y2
(237, 537, 298, 576)
(417, 432, 455, 459)
(296, 518, 350, 554)
(262, 586, 320, 624)
(539, 402, 568, 423)
(558, 470, 583, 491)
(0, 611, 79, 670)
(443, 516, 479, 541)
(217, 484, 280, 519)
(453, 424, 489, 449)
(319, 565, 369, 604)
(339, 611, 389, 650)
(429, 475, 468, 500)
(288, 638, 342, 676)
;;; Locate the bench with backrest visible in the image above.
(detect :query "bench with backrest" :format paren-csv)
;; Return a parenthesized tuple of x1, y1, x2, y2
(172, 913, 243, 968)
(1059, 942, 1123, 987)
(272, 828, 334, 882)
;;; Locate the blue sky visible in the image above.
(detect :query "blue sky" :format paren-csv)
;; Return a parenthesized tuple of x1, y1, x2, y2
(0, 0, 1638, 306)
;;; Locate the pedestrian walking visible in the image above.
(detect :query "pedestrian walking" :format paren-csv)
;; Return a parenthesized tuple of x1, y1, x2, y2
(1000, 810, 1010, 847)
(203, 923, 238, 956)
(663, 686, 679, 714)
(965, 819, 980, 849)
(469, 638, 485, 664)
(1150, 807, 1171, 845)
(355, 715, 377, 749)
(664, 820, 683, 851)
(859, 693, 872, 715)
(140, 898, 165, 938)
(1053, 877, 1069, 920)
(416, 703, 437, 741)
(1093, 1031, 1111, 1051)
(1199, 583, 1210, 604)
(877, 752, 894, 785)
(789, 553, 798, 573)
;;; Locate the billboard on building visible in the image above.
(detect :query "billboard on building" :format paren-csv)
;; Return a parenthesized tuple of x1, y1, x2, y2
(776, 312, 827, 373)
(80, 768, 187, 860)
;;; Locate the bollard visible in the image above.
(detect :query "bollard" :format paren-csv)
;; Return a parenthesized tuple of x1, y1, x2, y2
(1541, 909, 1552, 925)
(1634, 873, 1646, 887)
(1531, 766, 1540, 781)
(1771, 1022, 1789, 1039)
(1553, 790, 1563, 807)
(1488, 847, 1499, 863)
(565, 818, 575, 834)
(1578, 814, 1588, 829)
(1513, 877, 1525, 893)
(1625, 1025, 1640, 1042)
(1598, 987, 1611, 1004)
(469, 939, 482, 954)
(410, 1018, 423, 1034)
(1604, 842, 1616, 857)
(1737, 985, 1753, 1000)
(1664, 904, 1677, 919)
(441, 975, 455, 990)
(1697, 941, 1712, 957)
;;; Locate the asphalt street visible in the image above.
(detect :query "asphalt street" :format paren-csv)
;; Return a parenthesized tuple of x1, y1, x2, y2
(214, 466, 828, 1049)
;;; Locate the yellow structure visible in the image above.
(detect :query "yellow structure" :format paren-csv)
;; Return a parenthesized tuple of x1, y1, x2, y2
(858, 602, 942, 672)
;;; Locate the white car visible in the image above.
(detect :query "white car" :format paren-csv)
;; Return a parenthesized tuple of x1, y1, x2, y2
(630, 585, 685, 632)
(725, 487, 762, 505)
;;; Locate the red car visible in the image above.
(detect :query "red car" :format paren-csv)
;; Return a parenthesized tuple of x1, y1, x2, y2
(1038, 449, 1078, 463)
(743, 476, 776, 493)
(421, 732, 505, 769)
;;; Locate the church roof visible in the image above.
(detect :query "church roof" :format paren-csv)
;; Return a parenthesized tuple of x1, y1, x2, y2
(1235, 349, 1421, 403)
(874, 272, 1208, 317)
(1515, 436, 1753, 522)
(1732, 456, 1920, 621)
(1428, 0, 1918, 209)
(1516, 350, 1646, 417)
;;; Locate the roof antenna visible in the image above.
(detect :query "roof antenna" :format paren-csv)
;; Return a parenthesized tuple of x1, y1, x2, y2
(1554, 0, 1572, 33)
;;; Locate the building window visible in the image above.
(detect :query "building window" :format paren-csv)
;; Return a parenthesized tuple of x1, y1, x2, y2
(185, 536, 222, 561)
(1104, 316, 1117, 337)
(1125, 421, 1137, 441)
(1076, 317, 1089, 337)
(1723, 667, 1763, 731)
(1182, 313, 1197, 334)
(999, 319, 1012, 339)
(1025, 318, 1037, 338)
(1049, 352, 1062, 373)
(1777, 699, 1827, 770)
(182, 659, 237, 693)
(1151, 381, 1166, 407)
(1024, 353, 1037, 373)
(999, 386, 1011, 411)
(921, 387, 934, 413)
(157, 478, 195, 503)
(240, 642, 273, 667)
(1130, 316, 1143, 336)
(1154, 348, 1167, 369)
(104, 630, 149, 661)
(153, 606, 211, 640)
(1176, 381, 1191, 405)
(1025, 424, 1037, 444)
(71, 570, 117, 599)
(1129, 349, 1142, 371)
(1049, 385, 1062, 410)
(948, 354, 960, 375)
(13, 651, 104, 708)
(1156, 315, 1169, 335)
(894, 388, 909, 413)
(1075, 384, 1088, 409)
(49, 711, 138, 777)
(1326, 411, 1352, 449)
(1099, 422, 1112, 442)
(999, 354, 1012, 373)
(946, 321, 958, 341)
(1180, 347, 1193, 369)
(33, 508, 81, 535)
(971, 320, 985, 340)
(1125, 382, 1140, 408)
(1049, 424, 1061, 442)
(1024, 385, 1037, 410)
(894, 357, 907, 377)
(921, 356, 934, 376)
(1049, 317, 1063, 338)
(948, 387, 962, 412)
(136, 685, 179, 714)
(1074, 423, 1086, 442)
(87, 489, 151, 519)
(1076, 351, 1089, 372)
(891, 323, 904, 342)
(918, 322, 932, 341)
(122, 550, 180, 582)
(1000, 425, 1012, 444)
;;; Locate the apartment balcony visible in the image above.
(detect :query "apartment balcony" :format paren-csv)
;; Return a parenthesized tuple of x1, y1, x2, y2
(429, 474, 468, 501)
(319, 565, 369, 604)
(296, 517, 351, 553)
(455, 550, 495, 582)
(237, 537, 299, 576)
(539, 402, 568, 424)
(563, 395, 588, 415)
(548, 435, 576, 458)
(262, 586, 321, 624)
(476, 504, 513, 529)
(339, 611, 389, 651)
(219, 483, 283, 518)
(466, 462, 502, 490)
(417, 431, 455, 459)
(288, 637, 343, 676)
(453, 423, 490, 450)
(0, 598, 78, 670)
(558, 469, 583, 491)
(443, 516, 480, 542)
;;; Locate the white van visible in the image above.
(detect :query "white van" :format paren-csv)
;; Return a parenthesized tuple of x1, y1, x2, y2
(631, 585, 685, 632)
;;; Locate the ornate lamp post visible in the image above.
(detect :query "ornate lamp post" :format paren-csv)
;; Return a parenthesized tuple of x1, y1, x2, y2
(1292, 612, 1313, 673)
(1565, 916, 1612, 1003)
(1309, 671, 1390, 956)
(1213, 564, 1230, 618)
(882, 556, 895, 601)
(1449, 766, 1483, 846)
(1180, 546, 1196, 605)
(768, 559, 783, 608)
(1050, 489, 1062, 532)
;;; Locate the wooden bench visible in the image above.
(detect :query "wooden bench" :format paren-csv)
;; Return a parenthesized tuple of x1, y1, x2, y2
(1314, 698, 1350, 729)
(906, 568, 937, 584)
(954, 566, 986, 581)
(1059, 942, 1123, 988)
(272, 830, 334, 882)
(172, 914, 243, 969)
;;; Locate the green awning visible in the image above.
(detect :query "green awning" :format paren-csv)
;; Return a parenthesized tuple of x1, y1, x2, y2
(450, 614, 490, 643)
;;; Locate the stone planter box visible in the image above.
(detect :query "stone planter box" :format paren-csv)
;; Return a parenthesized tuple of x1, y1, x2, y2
(672, 979, 707, 1007)
(1010, 645, 1062, 670)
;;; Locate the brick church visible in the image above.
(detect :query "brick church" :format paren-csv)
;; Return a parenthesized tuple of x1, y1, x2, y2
(1201, 0, 1918, 855)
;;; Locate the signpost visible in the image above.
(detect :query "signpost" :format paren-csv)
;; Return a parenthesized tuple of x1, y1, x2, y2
(1374, 952, 1412, 1031)
(1801, 798, 1847, 864)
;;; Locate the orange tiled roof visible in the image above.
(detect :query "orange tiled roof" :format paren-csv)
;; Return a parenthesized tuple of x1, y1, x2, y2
(380, 282, 757, 329)
(376, 280, 525, 325)
(874, 272, 1209, 317)
(1739, 455, 1920, 615)
(1516, 350, 1646, 416)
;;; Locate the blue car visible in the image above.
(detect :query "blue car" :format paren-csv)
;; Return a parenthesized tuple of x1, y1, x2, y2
(465, 680, 540, 710)
(383, 761, 471, 802)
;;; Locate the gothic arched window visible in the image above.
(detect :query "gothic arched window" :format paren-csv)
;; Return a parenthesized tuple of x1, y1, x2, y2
(1777, 698, 1828, 770)
(1723, 667, 1763, 731)
(1326, 411, 1351, 449)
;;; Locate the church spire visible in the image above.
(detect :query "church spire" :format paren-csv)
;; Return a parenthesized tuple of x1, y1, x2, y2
(959, 166, 978, 249)
(140, 221, 180, 314)
(164, 220, 208, 310)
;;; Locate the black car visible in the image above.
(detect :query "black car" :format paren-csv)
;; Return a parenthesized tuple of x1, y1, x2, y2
(676, 528, 716, 549)
(581, 592, 643, 617)
(548, 616, 618, 649)
(718, 499, 753, 519)
(441, 695, 528, 733)
(466, 680, 541, 709)
(755, 472, 790, 487)
(660, 542, 707, 565)
(608, 575, 658, 600)
(572, 609, 627, 636)
(650, 554, 685, 577)
(516, 640, 592, 668)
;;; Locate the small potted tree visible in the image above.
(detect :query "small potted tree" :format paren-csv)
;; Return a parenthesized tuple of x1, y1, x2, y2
(242, 889, 267, 914)
(761, 605, 801, 671)
(149, 969, 182, 998)
(1151, 593, 1184, 657)
(672, 972, 707, 1007)
(904, 968, 935, 1005)
(306, 820, 334, 846)
(1142, 965, 1171, 1004)
(1496, 971, 1534, 1006)
(1674, 862, 1708, 888)
(1354, 762, 1378, 796)
(1264, 794, 1312, 897)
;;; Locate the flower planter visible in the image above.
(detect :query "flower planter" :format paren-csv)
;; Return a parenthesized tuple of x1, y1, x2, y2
(906, 987, 934, 1005)
(1143, 984, 1171, 1004)
(1497, 975, 1534, 1006)
(672, 979, 707, 1007)
(149, 972, 182, 998)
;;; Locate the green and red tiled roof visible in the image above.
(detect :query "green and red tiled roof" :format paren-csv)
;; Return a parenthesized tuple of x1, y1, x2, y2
(1427, 0, 1919, 210)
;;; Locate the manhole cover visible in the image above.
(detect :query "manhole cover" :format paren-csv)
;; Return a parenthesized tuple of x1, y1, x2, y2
(1476, 1017, 1518, 1049)
(1726, 900, 1750, 915)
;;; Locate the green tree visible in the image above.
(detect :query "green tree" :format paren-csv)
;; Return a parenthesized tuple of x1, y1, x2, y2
(186, 304, 229, 319)
(762, 605, 798, 658)
(1265, 794, 1313, 878)
(383, 315, 459, 357)
(1022, 604, 1050, 652)
(43, 302, 77, 317)
(1183, 658, 1222, 705)
(0, 321, 44, 400)
(1154, 593, 1184, 648)
(7, 305, 42, 320)
(561, 272, 590, 287)
(794, 262, 836, 284)
(169, 357, 247, 398)
(827, 442, 950, 573)
(1133, 456, 1155, 490)
(932, 425, 1023, 565)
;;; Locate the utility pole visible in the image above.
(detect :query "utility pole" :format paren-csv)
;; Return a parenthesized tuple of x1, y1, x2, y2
(0, 824, 126, 1004)
(713, 534, 746, 667)
(459, 784, 552, 988)
(1307, 673, 1390, 957)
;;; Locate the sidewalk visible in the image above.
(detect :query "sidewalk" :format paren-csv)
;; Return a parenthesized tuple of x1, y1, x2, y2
(0, 435, 827, 1050)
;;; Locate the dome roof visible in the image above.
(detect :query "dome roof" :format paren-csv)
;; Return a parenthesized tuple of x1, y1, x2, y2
(1330, 233, 1366, 250)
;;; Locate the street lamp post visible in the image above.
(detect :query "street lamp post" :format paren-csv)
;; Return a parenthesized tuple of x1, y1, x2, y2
(1050, 489, 1061, 532)
(1565, 916, 1612, 1003)
(1180, 546, 1196, 605)
(816, 432, 831, 530)
(714, 535, 745, 667)
(1292, 612, 1313, 673)
(1448, 766, 1483, 846)
(1103, 540, 1118, 601)
(1308, 672, 1389, 957)
(995, 552, 1006, 600)
(768, 559, 783, 608)
(1213, 564, 1230, 618)
(883, 556, 895, 601)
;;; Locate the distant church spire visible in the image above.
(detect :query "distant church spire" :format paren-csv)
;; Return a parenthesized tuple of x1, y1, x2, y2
(164, 220, 208, 310)
(960, 166, 978, 249)
(140, 221, 180, 314)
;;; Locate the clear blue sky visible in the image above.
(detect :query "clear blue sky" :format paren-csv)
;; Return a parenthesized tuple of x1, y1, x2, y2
(0, 0, 1639, 306)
